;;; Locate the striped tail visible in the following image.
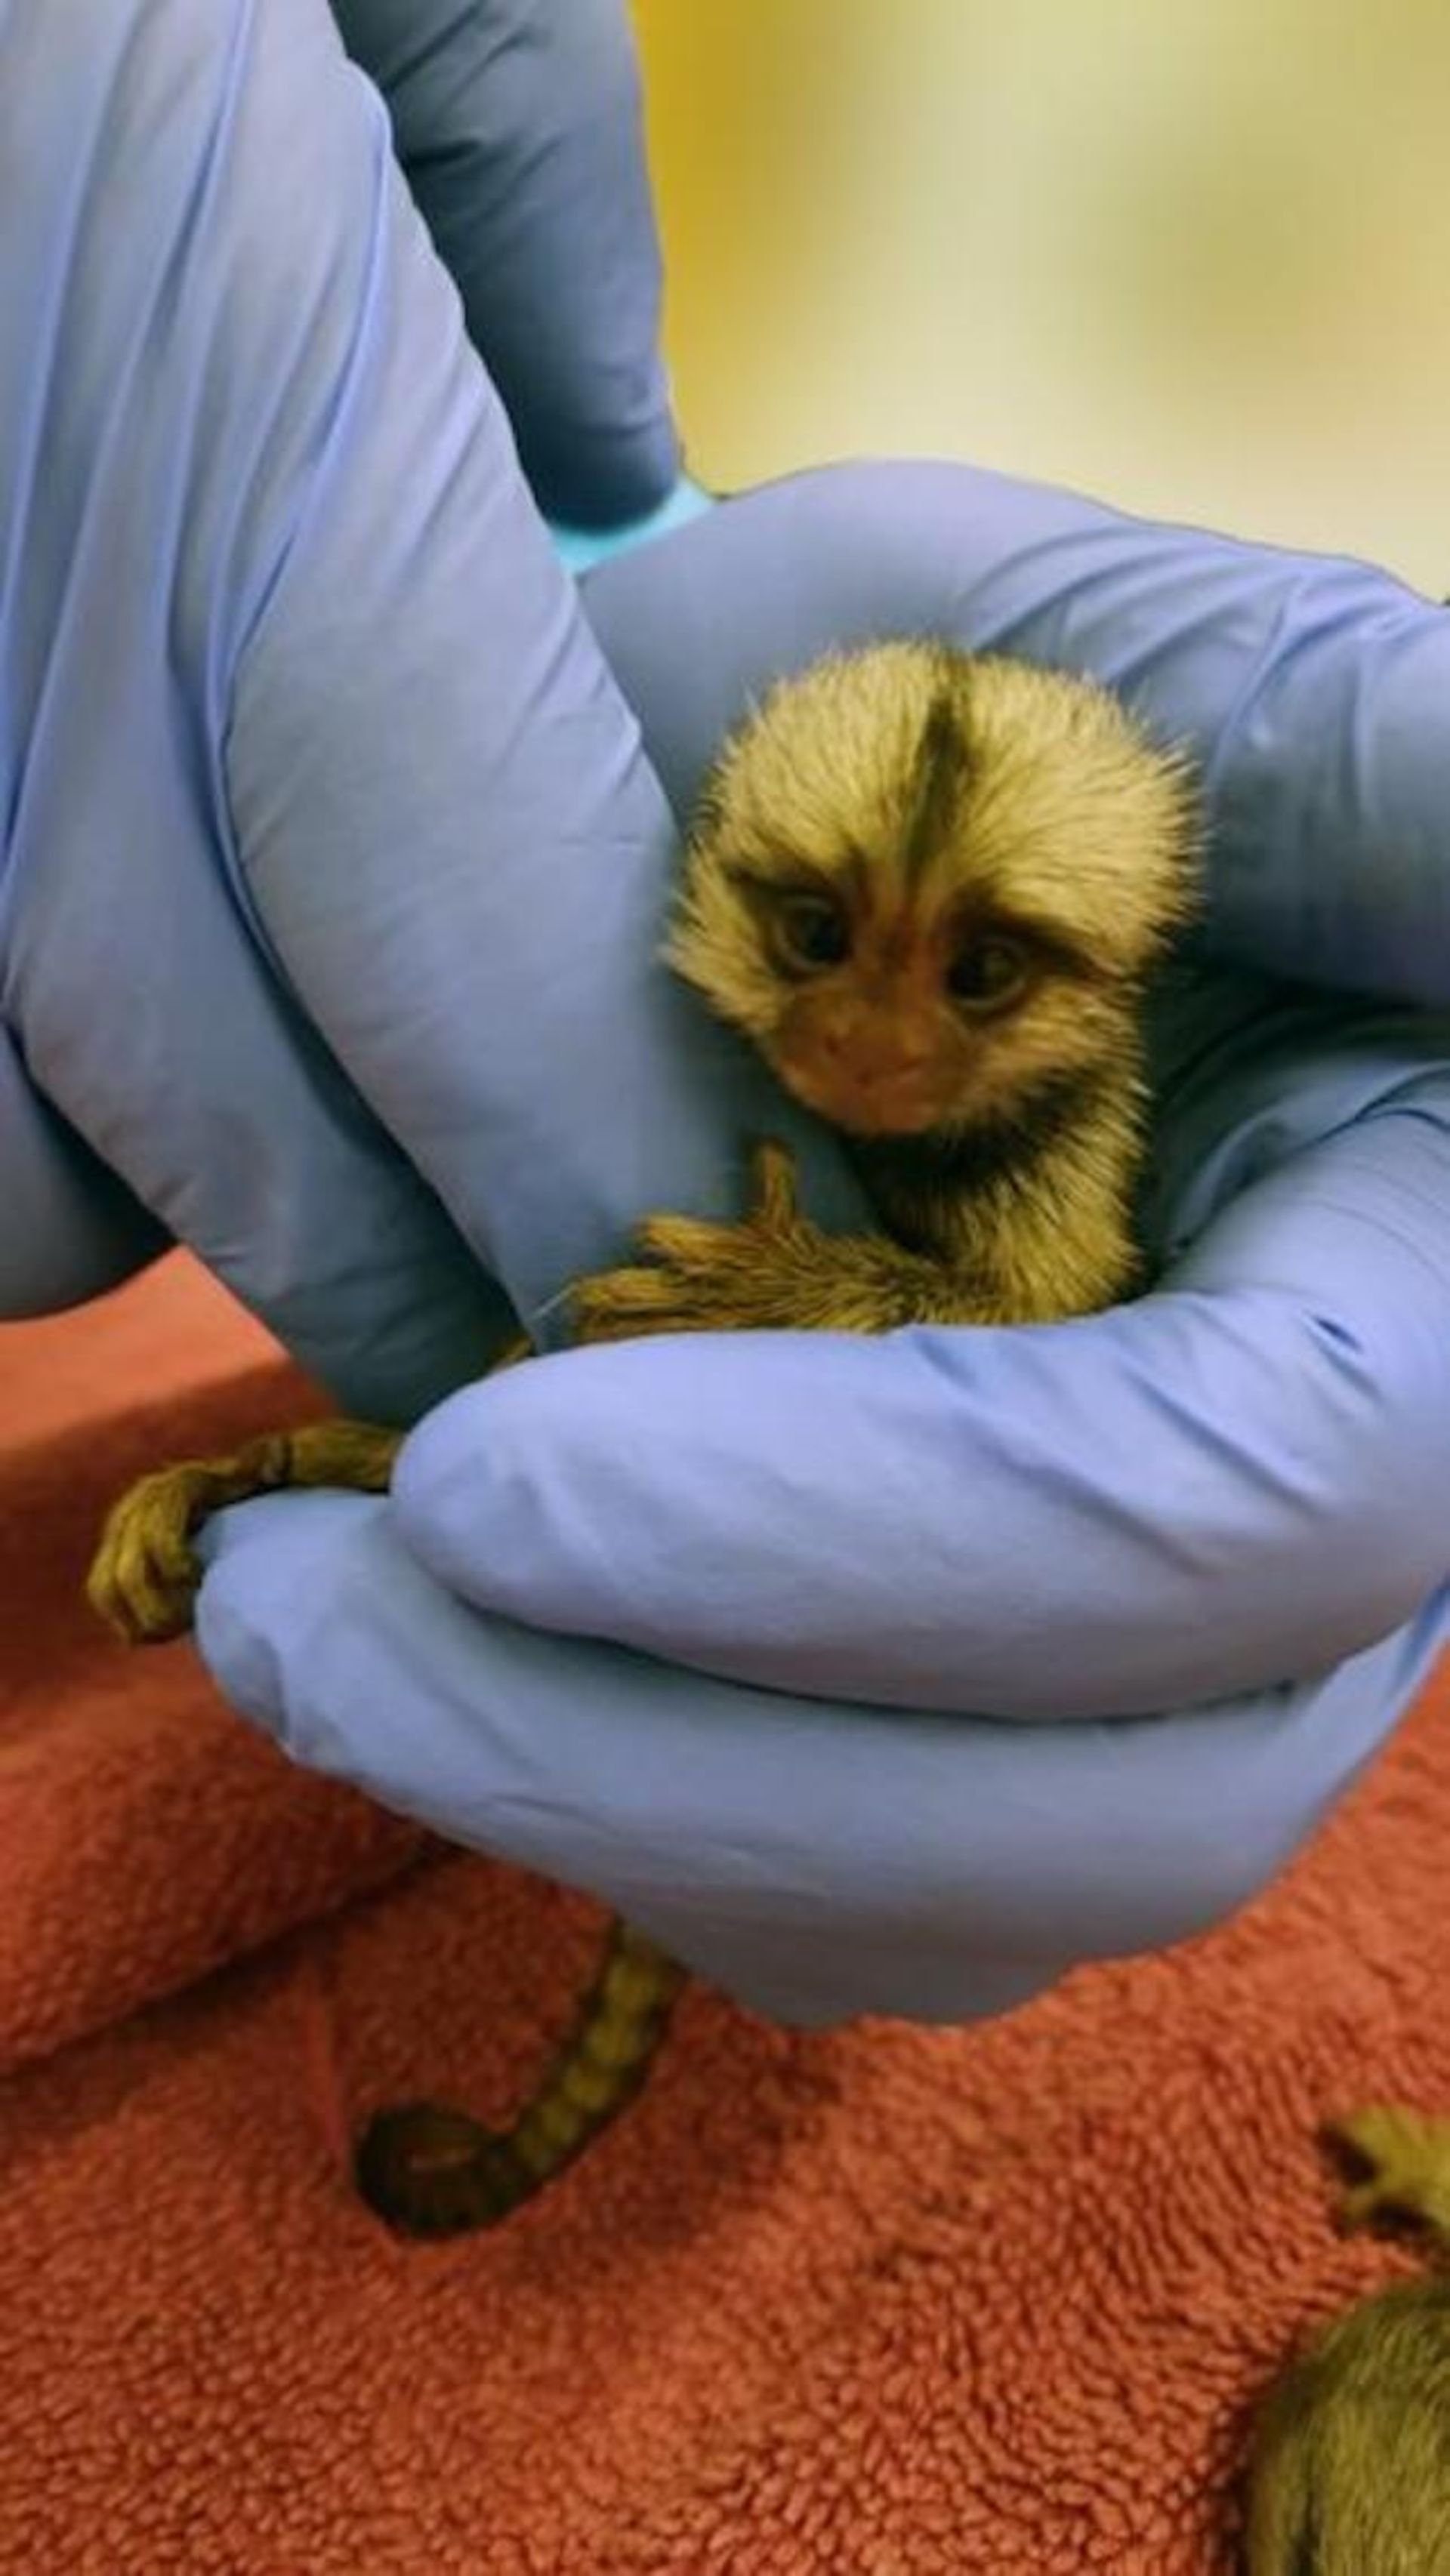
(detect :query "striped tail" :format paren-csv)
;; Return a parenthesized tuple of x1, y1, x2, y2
(353, 1918, 686, 2237)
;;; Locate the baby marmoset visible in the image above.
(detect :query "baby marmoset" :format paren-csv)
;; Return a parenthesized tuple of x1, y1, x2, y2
(88, 639, 1197, 2236)
(576, 639, 1196, 1345)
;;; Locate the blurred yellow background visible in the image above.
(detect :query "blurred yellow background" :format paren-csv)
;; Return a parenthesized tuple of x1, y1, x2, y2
(633, 1, 1445, 593)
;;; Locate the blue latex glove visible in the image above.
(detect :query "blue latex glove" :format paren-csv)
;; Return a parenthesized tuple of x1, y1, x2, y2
(1, 0, 683, 1407)
(199, 468, 1450, 2024)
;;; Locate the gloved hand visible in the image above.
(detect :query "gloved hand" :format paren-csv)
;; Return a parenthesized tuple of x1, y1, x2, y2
(12, 8, 1450, 2028)
(0, 0, 688, 1413)
(196, 464, 1450, 2024)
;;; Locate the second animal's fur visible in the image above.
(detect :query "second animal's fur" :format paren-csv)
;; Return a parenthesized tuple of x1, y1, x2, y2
(88, 639, 1197, 2234)
(1244, 2106, 1450, 2574)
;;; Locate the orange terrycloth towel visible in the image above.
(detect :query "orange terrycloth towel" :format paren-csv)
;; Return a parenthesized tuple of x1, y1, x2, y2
(0, 1258, 424, 2075)
(1, 1256, 1445, 2572)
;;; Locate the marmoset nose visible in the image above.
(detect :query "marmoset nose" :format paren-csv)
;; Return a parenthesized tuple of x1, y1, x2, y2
(818, 1025, 934, 1080)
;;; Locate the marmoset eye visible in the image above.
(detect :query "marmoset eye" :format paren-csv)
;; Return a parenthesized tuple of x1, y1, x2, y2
(946, 936, 1029, 1011)
(773, 892, 852, 970)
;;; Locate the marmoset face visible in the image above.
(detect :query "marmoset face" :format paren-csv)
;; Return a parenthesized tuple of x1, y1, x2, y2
(668, 642, 1196, 1140)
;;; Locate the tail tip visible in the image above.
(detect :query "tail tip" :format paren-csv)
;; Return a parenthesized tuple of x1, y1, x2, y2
(353, 2102, 523, 2239)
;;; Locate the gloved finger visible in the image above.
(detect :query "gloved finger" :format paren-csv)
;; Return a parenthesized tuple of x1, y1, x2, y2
(193, 1486, 1450, 2026)
(578, 461, 1450, 1005)
(329, 0, 679, 522)
(390, 994, 1450, 1718)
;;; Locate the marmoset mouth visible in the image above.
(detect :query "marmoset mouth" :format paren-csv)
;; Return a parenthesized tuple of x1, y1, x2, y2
(778, 1058, 956, 1138)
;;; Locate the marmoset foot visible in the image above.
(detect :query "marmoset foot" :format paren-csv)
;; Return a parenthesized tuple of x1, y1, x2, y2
(1323, 2106, 1450, 2245)
(88, 1421, 402, 1645)
(90, 1453, 270, 1642)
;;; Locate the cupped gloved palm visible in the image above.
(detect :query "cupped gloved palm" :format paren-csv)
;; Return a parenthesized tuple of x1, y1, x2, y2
(200, 466, 1450, 2024)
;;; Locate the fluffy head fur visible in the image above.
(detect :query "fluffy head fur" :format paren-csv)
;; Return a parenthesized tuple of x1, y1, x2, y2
(667, 641, 1198, 1139)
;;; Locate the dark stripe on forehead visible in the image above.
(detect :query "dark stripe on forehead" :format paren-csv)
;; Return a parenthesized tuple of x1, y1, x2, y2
(900, 685, 973, 893)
